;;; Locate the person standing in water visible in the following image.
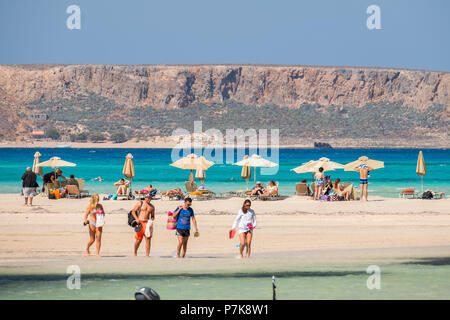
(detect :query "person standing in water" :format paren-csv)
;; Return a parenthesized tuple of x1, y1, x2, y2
(131, 194, 155, 257)
(231, 199, 257, 259)
(354, 163, 373, 201)
(83, 194, 105, 256)
(172, 197, 199, 258)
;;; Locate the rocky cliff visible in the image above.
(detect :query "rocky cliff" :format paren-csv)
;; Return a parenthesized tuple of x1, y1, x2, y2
(0, 64, 448, 144)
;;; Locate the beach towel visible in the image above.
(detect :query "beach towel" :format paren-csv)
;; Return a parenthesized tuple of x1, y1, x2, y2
(145, 220, 154, 238)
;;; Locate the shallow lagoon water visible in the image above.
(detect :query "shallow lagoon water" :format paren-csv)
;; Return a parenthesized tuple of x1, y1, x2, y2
(1, 260, 449, 300)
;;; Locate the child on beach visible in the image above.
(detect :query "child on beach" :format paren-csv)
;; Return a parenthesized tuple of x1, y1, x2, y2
(230, 199, 257, 259)
(83, 194, 105, 256)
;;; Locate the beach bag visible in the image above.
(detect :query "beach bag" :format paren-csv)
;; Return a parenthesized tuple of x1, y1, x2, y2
(96, 208, 105, 227)
(320, 195, 329, 201)
(128, 201, 143, 227)
(166, 211, 177, 230)
(422, 191, 433, 199)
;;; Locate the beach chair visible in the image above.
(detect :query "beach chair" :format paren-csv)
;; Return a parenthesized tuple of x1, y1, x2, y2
(161, 192, 184, 201)
(66, 185, 83, 199)
(185, 181, 198, 194)
(189, 189, 216, 201)
(74, 178, 90, 198)
(400, 188, 418, 199)
(295, 183, 310, 196)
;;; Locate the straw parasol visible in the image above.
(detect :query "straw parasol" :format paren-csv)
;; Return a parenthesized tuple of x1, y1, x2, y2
(240, 155, 252, 190)
(38, 156, 76, 169)
(291, 157, 344, 173)
(123, 153, 135, 195)
(170, 154, 215, 185)
(233, 154, 278, 185)
(32, 151, 43, 177)
(416, 150, 426, 194)
(343, 156, 384, 171)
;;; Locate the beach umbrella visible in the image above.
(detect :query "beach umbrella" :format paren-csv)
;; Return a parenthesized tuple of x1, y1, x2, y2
(170, 154, 215, 184)
(233, 154, 278, 185)
(32, 151, 43, 177)
(123, 153, 135, 196)
(343, 156, 384, 171)
(240, 155, 252, 190)
(416, 151, 426, 194)
(291, 157, 344, 173)
(38, 156, 76, 169)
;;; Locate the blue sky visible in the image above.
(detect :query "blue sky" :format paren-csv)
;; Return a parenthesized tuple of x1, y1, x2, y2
(0, 0, 449, 71)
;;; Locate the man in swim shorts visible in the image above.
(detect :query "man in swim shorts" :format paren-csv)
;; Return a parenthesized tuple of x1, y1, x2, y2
(131, 194, 155, 256)
(354, 163, 373, 201)
(172, 197, 199, 258)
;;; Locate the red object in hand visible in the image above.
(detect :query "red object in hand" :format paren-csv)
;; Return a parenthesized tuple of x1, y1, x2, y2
(247, 223, 253, 230)
(229, 229, 236, 239)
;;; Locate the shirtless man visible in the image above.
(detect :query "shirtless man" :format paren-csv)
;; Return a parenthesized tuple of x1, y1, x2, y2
(354, 164, 373, 201)
(131, 194, 155, 256)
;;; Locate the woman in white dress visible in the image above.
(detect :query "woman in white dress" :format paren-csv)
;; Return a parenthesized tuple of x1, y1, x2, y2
(230, 199, 257, 259)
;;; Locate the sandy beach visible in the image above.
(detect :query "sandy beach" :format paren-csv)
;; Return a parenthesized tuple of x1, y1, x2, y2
(1, 194, 449, 276)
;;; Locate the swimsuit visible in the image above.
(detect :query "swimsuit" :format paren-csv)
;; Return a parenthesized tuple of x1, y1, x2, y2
(360, 179, 368, 184)
(315, 178, 324, 186)
(135, 221, 149, 240)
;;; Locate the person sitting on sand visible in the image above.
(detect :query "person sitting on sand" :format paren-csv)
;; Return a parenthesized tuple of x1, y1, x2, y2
(83, 194, 105, 256)
(354, 164, 373, 201)
(230, 199, 257, 259)
(333, 178, 351, 201)
(246, 182, 265, 196)
(114, 178, 130, 195)
(260, 180, 278, 197)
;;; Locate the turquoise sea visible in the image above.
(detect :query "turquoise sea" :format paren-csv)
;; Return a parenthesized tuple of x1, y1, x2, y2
(0, 148, 448, 198)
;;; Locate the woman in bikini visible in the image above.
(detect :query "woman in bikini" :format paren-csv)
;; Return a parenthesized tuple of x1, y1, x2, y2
(83, 194, 105, 256)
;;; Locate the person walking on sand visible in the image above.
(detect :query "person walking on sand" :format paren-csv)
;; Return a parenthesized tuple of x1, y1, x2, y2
(230, 199, 257, 259)
(172, 197, 199, 258)
(354, 163, 373, 201)
(313, 167, 325, 200)
(83, 194, 105, 256)
(130, 194, 155, 257)
(21, 167, 38, 206)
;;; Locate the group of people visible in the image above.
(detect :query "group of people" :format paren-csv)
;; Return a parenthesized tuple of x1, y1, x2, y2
(20, 167, 80, 204)
(313, 164, 373, 201)
(83, 194, 257, 259)
(246, 180, 278, 197)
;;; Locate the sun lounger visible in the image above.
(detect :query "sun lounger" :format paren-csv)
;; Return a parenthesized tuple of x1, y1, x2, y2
(295, 183, 310, 196)
(400, 188, 419, 199)
(433, 192, 446, 199)
(65, 185, 85, 199)
(189, 189, 216, 201)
